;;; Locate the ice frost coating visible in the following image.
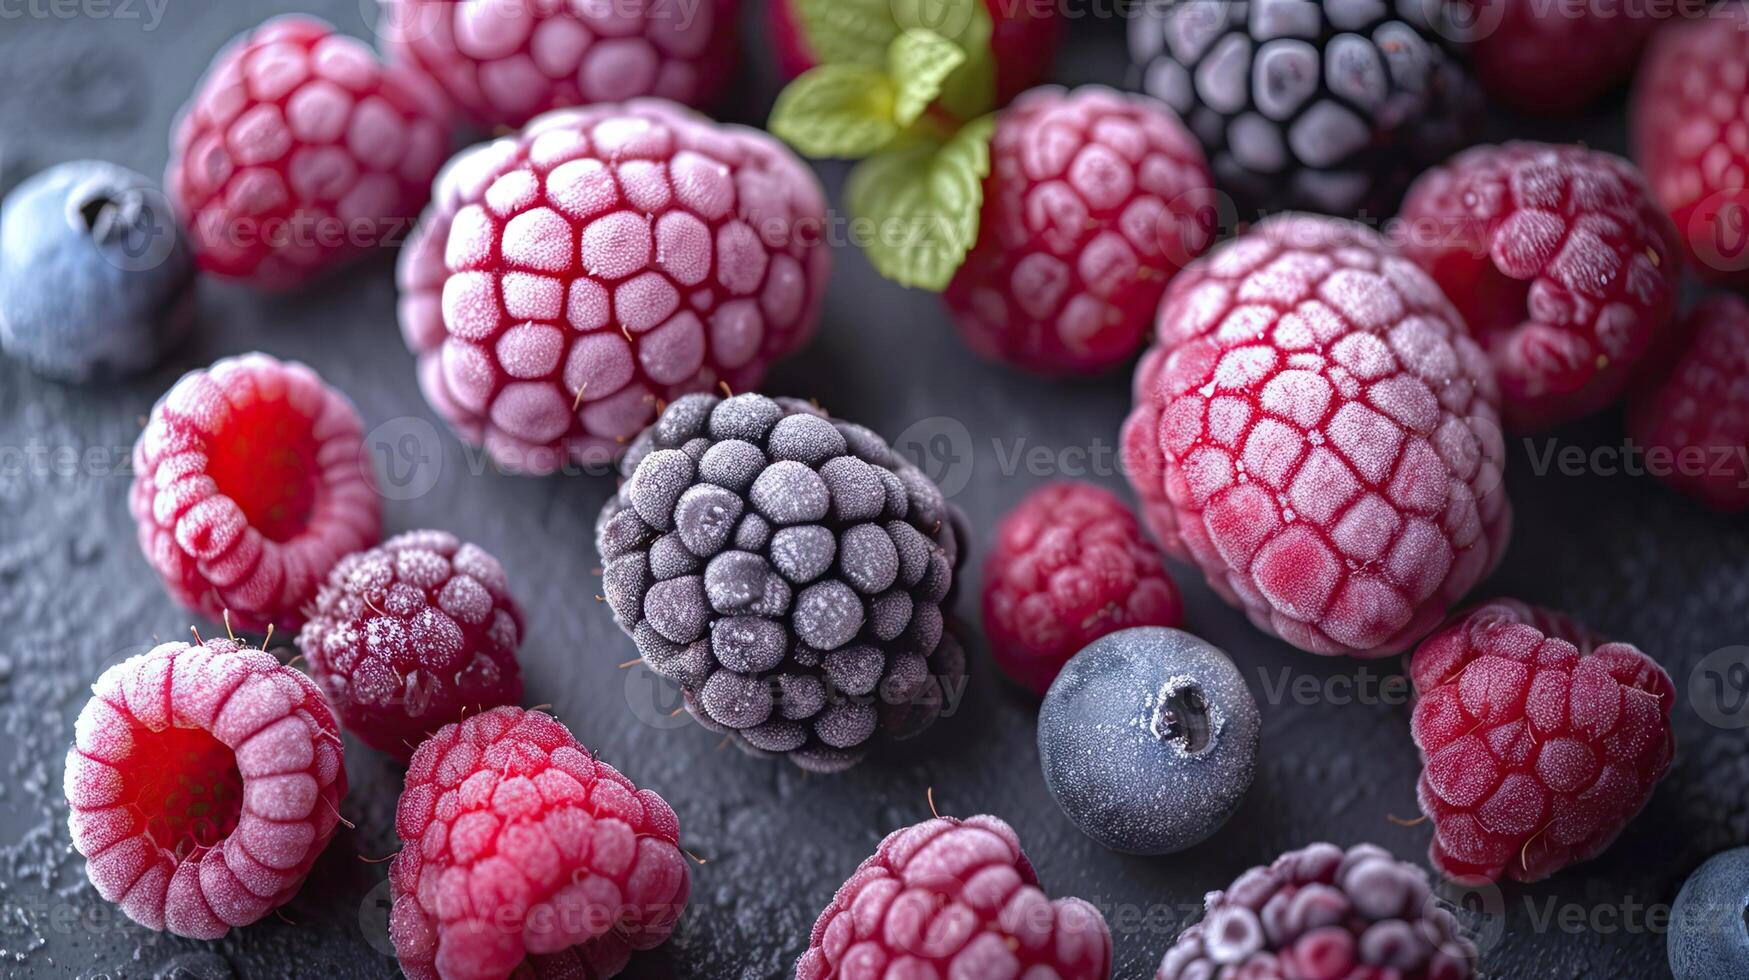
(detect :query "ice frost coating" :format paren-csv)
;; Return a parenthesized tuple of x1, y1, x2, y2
(398, 99, 831, 476)
(596, 393, 966, 772)
(1037, 627, 1258, 855)
(64, 639, 347, 939)
(1121, 214, 1511, 657)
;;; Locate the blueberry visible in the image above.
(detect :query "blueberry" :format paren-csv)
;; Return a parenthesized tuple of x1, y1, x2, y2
(0, 161, 192, 382)
(1670, 847, 1749, 979)
(1036, 627, 1259, 855)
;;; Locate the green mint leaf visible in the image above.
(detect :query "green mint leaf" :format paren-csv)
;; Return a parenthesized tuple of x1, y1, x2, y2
(933, 4, 997, 121)
(769, 65, 901, 159)
(887, 29, 967, 128)
(846, 115, 996, 291)
(793, 0, 898, 69)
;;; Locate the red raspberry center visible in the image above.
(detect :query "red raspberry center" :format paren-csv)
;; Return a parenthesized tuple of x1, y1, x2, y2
(204, 398, 321, 542)
(130, 725, 244, 857)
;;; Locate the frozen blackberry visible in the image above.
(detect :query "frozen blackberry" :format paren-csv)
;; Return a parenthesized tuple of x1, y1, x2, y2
(1129, 0, 1479, 215)
(596, 393, 966, 772)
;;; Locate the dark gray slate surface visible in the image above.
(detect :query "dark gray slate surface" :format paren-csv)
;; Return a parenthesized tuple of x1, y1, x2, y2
(1, 3, 1744, 978)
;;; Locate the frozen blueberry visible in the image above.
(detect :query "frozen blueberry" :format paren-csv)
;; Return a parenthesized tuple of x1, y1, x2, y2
(1037, 627, 1259, 855)
(0, 160, 193, 382)
(1670, 847, 1749, 979)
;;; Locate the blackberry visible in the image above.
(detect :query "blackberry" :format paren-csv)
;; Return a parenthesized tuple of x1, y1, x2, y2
(596, 393, 966, 772)
(1128, 0, 1479, 216)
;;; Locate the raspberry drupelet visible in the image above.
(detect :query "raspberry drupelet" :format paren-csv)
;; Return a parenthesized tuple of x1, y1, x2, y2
(130, 353, 382, 634)
(380, 0, 739, 131)
(1122, 215, 1511, 657)
(1397, 142, 1683, 432)
(797, 814, 1112, 979)
(1409, 600, 1676, 884)
(398, 99, 831, 476)
(388, 706, 689, 980)
(166, 15, 449, 288)
(1628, 296, 1749, 513)
(65, 639, 347, 939)
(298, 531, 526, 761)
(943, 86, 1215, 376)
(1633, 2, 1749, 289)
(983, 481, 1182, 695)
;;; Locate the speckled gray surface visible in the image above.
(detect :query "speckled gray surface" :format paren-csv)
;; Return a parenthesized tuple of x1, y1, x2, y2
(1, 4, 1744, 979)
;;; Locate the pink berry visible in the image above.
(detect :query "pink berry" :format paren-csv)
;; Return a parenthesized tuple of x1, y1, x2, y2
(797, 814, 1112, 979)
(388, 706, 689, 980)
(65, 639, 347, 939)
(166, 15, 449, 288)
(1121, 215, 1511, 657)
(983, 481, 1183, 695)
(398, 99, 830, 476)
(944, 86, 1216, 375)
(381, 0, 738, 131)
(1409, 600, 1675, 884)
(1397, 142, 1683, 431)
(768, 0, 1062, 106)
(130, 353, 382, 634)
(1633, 2, 1749, 288)
(297, 531, 526, 761)
(1628, 296, 1749, 512)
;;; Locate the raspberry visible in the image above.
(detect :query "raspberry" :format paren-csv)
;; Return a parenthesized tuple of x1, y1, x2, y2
(380, 0, 738, 131)
(942, 86, 1216, 375)
(387, 706, 689, 980)
(1155, 842, 1478, 980)
(1398, 142, 1683, 432)
(1633, 3, 1749, 288)
(1409, 600, 1676, 884)
(398, 100, 830, 476)
(1129, 0, 1478, 215)
(1460, 0, 1668, 115)
(596, 393, 966, 772)
(796, 814, 1112, 979)
(768, 0, 1062, 106)
(166, 16, 449, 288)
(297, 531, 526, 761)
(130, 353, 382, 634)
(1121, 215, 1511, 657)
(1628, 297, 1749, 512)
(983, 481, 1183, 695)
(64, 639, 347, 939)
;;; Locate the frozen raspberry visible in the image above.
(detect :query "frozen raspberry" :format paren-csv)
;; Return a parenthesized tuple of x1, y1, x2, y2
(130, 353, 382, 634)
(797, 814, 1112, 979)
(1121, 215, 1511, 657)
(1628, 297, 1749, 512)
(1459, 0, 1676, 115)
(65, 639, 347, 939)
(597, 393, 967, 772)
(1156, 841, 1477, 980)
(1130, 0, 1479, 215)
(398, 100, 830, 475)
(1633, 3, 1749, 288)
(388, 706, 689, 980)
(943, 86, 1215, 375)
(166, 16, 448, 288)
(768, 0, 1062, 106)
(1409, 600, 1676, 884)
(983, 482, 1183, 695)
(380, 0, 738, 131)
(297, 531, 526, 761)
(1398, 142, 1683, 432)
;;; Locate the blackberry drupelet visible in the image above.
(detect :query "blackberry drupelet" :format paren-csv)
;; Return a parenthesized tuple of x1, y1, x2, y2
(596, 393, 966, 772)
(1128, 0, 1478, 216)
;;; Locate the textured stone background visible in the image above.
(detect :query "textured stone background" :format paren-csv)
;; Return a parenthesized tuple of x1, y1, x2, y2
(1, 3, 1743, 978)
